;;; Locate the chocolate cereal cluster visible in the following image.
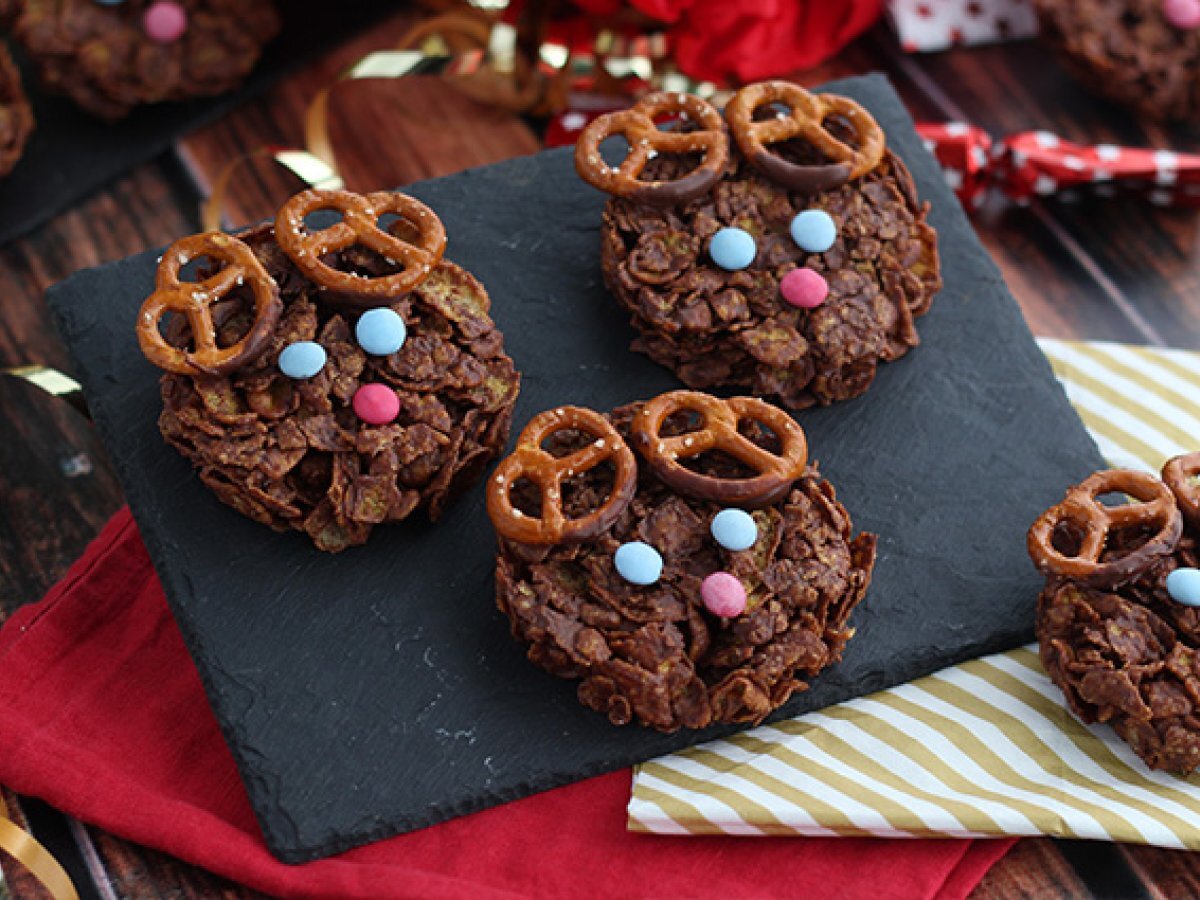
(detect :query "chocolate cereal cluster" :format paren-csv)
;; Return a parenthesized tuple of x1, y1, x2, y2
(1029, 453, 1200, 772)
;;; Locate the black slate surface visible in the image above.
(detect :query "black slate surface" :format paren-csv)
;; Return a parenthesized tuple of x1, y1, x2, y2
(47, 74, 1106, 863)
(0, 1, 389, 247)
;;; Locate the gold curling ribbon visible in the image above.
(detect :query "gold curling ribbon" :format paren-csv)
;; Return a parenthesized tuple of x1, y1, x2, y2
(304, 12, 543, 176)
(200, 11, 513, 231)
(2, 365, 89, 419)
(199, 145, 342, 232)
(0, 794, 79, 900)
(198, 1, 722, 230)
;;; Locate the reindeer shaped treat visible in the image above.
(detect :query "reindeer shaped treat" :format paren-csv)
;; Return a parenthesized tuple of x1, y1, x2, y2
(575, 81, 941, 410)
(487, 389, 877, 732)
(1028, 453, 1200, 772)
(1035, 0, 1200, 122)
(4, 0, 279, 121)
(137, 188, 520, 552)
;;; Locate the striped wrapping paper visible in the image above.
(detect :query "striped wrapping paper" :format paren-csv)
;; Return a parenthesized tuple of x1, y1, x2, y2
(628, 339, 1200, 848)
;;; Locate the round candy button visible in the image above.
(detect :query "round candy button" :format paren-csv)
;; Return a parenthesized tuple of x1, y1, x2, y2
(790, 209, 837, 253)
(711, 508, 758, 552)
(356, 307, 407, 356)
(278, 341, 326, 380)
(709, 227, 757, 271)
(615, 541, 663, 586)
(1167, 568, 1200, 607)
(352, 383, 400, 425)
(780, 267, 829, 309)
(143, 1, 188, 43)
(1164, 0, 1200, 29)
(701, 572, 747, 618)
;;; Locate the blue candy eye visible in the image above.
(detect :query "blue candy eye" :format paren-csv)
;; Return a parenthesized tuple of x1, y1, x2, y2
(614, 541, 663, 586)
(711, 508, 758, 551)
(709, 227, 757, 271)
(356, 307, 407, 356)
(1167, 568, 1200, 606)
(279, 341, 327, 380)
(790, 209, 837, 253)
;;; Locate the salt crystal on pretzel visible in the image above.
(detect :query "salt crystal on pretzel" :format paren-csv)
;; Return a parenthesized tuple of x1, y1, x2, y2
(630, 390, 808, 508)
(488, 406, 638, 545)
(275, 188, 447, 306)
(573, 91, 730, 206)
(136, 231, 282, 376)
(1027, 468, 1183, 588)
(724, 81, 886, 194)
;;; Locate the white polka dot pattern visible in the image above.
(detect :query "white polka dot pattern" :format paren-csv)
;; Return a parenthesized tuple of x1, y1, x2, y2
(915, 121, 1200, 209)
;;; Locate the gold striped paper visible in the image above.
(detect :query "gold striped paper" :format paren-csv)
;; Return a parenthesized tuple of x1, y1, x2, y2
(628, 339, 1200, 848)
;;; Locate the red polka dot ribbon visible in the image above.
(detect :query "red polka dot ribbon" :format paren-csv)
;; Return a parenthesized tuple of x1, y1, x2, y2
(916, 122, 1200, 209)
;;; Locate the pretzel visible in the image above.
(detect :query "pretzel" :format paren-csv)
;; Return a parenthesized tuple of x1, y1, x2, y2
(630, 391, 807, 507)
(574, 91, 730, 206)
(724, 81, 885, 194)
(1027, 469, 1183, 587)
(137, 232, 281, 376)
(1163, 452, 1200, 532)
(487, 406, 638, 545)
(274, 189, 446, 306)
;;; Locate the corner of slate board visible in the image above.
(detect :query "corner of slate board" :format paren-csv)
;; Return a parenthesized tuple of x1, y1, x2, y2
(46, 73, 1105, 863)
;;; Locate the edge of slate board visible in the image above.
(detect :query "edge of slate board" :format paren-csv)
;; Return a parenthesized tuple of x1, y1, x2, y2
(47, 73, 1105, 862)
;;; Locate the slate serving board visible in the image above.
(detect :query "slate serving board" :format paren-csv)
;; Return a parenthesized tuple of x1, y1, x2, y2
(0, 0, 389, 247)
(48, 74, 1106, 863)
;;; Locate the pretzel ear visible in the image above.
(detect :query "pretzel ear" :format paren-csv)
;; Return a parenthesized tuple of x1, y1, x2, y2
(136, 232, 281, 376)
(1027, 468, 1183, 588)
(487, 406, 638, 545)
(725, 81, 885, 194)
(630, 391, 808, 508)
(274, 189, 446, 307)
(1163, 452, 1200, 532)
(574, 91, 730, 206)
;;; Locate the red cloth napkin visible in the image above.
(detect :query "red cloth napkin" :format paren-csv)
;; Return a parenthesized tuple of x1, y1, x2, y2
(0, 509, 1014, 900)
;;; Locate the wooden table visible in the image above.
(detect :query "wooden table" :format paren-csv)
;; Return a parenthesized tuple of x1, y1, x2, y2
(1, 7, 1198, 898)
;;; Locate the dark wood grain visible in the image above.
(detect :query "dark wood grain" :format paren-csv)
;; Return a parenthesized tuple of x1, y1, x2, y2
(0, 161, 251, 900)
(972, 838, 1091, 899)
(0, 162, 194, 614)
(175, 8, 541, 231)
(84, 828, 266, 900)
(1121, 845, 1200, 900)
(1, 5, 1199, 898)
(863, 28, 1200, 349)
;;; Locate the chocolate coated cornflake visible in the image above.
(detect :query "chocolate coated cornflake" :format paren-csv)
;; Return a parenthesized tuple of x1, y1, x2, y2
(495, 402, 876, 732)
(159, 224, 519, 552)
(1035, 0, 1200, 121)
(1038, 501, 1200, 773)
(600, 150, 940, 410)
(6, 0, 279, 120)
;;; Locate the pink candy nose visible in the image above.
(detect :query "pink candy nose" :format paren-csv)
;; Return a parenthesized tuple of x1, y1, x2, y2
(143, 2, 188, 44)
(352, 384, 400, 425)
(701, 572, 747, 618)
(780, 267, 829, 310)
(1164, 0, 1200, 28)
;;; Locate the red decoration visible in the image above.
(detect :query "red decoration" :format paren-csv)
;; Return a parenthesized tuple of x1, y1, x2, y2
(917, 122, 1200, 209)
(0, 507, 1016, 899)
(545, 106, 621, 148)
(513, 0, 887, 85)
